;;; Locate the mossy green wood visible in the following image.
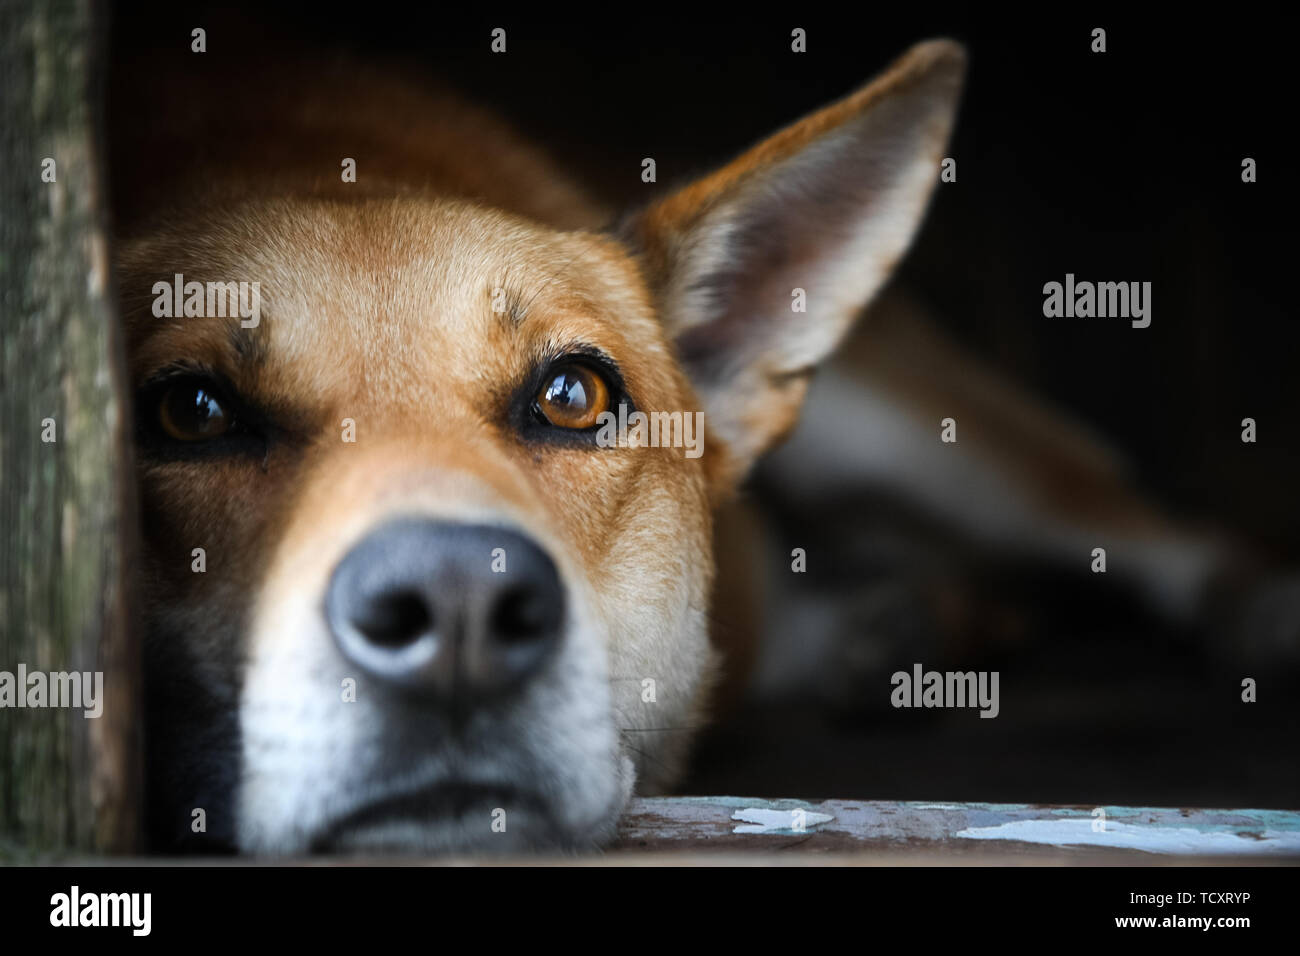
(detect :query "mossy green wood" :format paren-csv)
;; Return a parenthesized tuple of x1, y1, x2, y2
(0, 0, 138, 856)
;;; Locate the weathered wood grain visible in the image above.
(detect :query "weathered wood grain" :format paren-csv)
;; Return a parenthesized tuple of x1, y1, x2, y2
(0, 0, 139, 856)
(25, 798, 1297, 864)
(611, 797, 1300, 860)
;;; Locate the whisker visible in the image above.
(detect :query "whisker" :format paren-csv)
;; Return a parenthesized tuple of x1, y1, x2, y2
(617, 739, 679, 780)
(617, 727, 702, 734)
(518, 250, 585, 321)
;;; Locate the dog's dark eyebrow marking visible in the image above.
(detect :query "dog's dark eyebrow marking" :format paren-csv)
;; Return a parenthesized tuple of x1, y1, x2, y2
(493, 285, 529, 326)
(226, 320, 270, 366)
(495, 251, 588, 328)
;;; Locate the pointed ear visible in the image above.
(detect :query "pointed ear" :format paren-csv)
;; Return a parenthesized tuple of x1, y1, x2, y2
(623, 39, 966, 488)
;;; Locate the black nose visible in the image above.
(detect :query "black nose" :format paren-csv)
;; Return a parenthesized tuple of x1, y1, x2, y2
(326, 519, 566, 703)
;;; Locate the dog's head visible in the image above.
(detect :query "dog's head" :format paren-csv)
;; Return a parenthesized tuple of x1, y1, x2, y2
(117, 41, 964, 854)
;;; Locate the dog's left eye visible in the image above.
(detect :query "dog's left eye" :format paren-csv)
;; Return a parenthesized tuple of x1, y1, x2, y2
(533, 365, 611, 430)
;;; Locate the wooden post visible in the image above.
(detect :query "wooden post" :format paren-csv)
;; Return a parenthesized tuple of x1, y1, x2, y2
(0, 0, 139, 856)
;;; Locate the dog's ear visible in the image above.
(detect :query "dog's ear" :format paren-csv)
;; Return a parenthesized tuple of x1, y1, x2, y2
(624, 39, 966, 488)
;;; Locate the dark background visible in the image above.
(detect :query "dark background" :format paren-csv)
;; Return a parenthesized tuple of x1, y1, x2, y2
(110, 5, 1299, 810)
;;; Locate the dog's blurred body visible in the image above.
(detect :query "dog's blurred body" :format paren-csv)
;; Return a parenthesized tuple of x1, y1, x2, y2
(112, 39, 1272, 855)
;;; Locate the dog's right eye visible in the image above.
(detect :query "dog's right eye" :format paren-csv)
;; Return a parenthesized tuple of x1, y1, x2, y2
(156, 379, 234, 441)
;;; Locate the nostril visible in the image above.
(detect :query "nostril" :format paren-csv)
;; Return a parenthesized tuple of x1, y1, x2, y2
(327, 519, 566, 698)
(490, 587, 554, 644)
(352, 590, 433, 648)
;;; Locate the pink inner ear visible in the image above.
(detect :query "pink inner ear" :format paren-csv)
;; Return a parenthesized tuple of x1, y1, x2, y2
(666, 144, 918, 388)
(614, 41, 965, 479)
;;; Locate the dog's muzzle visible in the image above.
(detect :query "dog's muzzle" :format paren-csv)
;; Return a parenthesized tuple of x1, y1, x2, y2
(235, 511, 629, 856)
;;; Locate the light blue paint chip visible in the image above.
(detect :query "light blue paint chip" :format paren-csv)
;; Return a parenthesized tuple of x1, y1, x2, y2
(955, 818, 1300, 854)
(732, 807, 835, 835)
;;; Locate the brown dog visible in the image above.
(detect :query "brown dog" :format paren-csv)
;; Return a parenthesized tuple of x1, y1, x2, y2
(113, 38, 970, 853)
(117, 26, 1300, 854)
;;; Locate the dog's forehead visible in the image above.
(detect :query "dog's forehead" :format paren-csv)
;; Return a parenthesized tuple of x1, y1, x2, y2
(130, 196, 677, 415)
(248, 198, 635, 354)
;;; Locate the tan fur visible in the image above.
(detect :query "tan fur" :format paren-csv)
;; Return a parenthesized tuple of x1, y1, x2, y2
(116, 40, 971, 852)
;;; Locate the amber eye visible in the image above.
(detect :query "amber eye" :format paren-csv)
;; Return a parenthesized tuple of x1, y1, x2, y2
(158, 380, 233, 441)
(534, 364, 611, 430)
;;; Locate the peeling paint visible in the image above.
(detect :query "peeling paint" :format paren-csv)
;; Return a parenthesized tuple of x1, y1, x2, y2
(732, 808, 835, 834)
(955, 818, 1300, 854)
(616, 798, 1300, 856)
